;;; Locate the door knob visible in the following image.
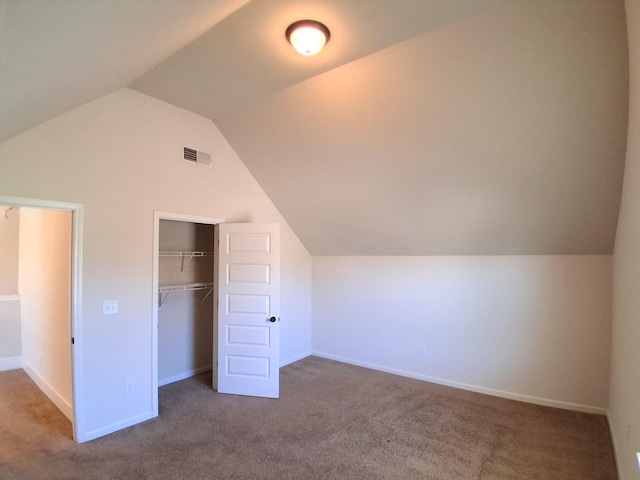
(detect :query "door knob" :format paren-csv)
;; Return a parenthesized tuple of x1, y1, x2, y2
(269, 316, 277, 323)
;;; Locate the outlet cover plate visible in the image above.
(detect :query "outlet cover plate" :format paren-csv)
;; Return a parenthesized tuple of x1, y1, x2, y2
(103, 300, 118, 315)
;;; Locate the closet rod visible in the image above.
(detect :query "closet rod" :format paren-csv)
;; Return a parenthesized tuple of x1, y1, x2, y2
(158, 282, 214, 308)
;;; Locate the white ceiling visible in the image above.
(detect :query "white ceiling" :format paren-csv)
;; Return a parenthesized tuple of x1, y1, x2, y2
(1, 0, 629, 255)
(0, 0, 249, 144)
(130, 0, 512, 118)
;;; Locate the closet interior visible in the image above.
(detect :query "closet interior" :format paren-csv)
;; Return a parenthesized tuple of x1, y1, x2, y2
(158, 219, 214, 387)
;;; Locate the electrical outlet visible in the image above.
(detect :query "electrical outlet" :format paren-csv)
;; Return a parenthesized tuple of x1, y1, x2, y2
(103, 300, 118, 315)
(418, 346, 427, 358)
(125, 380, 135, 396)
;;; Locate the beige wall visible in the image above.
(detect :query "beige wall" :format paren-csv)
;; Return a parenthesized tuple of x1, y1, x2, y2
(0, 89, 313, 441)
(19, 207, 73, 420)
(610, 2, 640, 479)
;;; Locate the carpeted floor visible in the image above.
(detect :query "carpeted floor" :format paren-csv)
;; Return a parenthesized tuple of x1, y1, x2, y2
(0, 356, 618, 479)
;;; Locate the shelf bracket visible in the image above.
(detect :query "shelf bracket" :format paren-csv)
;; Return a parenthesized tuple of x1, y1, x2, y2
(159, 291, 170, 308)
(201, 287, 214, 304)
(180, 252, 200, 272)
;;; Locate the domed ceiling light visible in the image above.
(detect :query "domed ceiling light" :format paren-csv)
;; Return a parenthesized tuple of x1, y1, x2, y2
(286, 20, 330, 56)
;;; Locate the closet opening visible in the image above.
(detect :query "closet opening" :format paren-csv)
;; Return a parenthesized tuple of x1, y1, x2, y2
(152, 212, 222, 417)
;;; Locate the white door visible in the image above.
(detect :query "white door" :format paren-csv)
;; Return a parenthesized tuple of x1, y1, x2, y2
(215, 223, 280, 398)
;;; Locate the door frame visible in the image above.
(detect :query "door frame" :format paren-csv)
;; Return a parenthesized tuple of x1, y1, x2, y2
(0, 195, 83, 442)
(152, 211, 223, 417)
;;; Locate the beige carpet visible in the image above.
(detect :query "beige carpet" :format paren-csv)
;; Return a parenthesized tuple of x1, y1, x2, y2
(0, 356, 617, 479)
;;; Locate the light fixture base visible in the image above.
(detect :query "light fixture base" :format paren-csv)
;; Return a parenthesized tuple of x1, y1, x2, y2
(286, 20, 330, 56)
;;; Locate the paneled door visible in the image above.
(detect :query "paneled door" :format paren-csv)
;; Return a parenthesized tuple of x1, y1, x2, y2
(214, 223, 280, 398)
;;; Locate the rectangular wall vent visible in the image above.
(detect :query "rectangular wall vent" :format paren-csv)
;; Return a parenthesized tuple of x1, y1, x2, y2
(182, 146, 212, 167)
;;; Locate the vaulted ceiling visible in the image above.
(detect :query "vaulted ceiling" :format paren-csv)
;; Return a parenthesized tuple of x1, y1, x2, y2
(1, 0, 629, 255)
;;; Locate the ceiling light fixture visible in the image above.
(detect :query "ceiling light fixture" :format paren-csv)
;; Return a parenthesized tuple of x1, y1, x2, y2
(286, 20, 330, 56)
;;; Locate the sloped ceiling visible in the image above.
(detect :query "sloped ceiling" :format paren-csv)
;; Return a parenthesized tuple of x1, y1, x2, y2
(2, 0, 629, 255)
(0, 0, 249, 145)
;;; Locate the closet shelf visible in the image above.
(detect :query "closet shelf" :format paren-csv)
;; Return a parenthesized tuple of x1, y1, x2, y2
(159, 251, 213, 272)
(159, 251, 214, 257)
(158, 282, 214, 307)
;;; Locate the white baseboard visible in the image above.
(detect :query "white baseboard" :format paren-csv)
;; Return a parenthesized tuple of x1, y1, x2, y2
(158, 365, 212, 387)
(280, 351, 311, 368)
(22, 361, 73, 421)
(312, 351, 608, 416)
(0, 356, 22, 372)
(607, 415, 622, 476)
(78, 410, 154, 444)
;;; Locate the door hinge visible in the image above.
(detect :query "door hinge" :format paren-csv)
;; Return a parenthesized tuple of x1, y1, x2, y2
(71, 337, 75, 345)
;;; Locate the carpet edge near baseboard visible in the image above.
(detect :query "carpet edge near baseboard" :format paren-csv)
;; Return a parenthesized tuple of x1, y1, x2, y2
(311, 351, 608, 416)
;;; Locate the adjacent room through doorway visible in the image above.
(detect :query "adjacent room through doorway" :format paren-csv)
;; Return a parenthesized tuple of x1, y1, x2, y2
(0, 204, 74, 434)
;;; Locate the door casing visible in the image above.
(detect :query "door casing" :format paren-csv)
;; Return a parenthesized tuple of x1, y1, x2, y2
(152, 211, 223, 417)
(0, 195, 83, 442)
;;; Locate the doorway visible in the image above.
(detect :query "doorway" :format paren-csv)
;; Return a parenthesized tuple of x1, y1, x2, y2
(0, 195, 83, 441)
(152, 214, 282, 413)
(152, 211, 222, 417)
(157, 219, 215, 386)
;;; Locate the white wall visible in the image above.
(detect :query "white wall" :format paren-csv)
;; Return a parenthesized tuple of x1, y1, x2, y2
(313, 255, 612, 412)
(280, 228, 312, 366)
(0, 206, 19, 295)
(18, 207, 73, 420)
(0, 89, 313, 441)
(0, 297, 21, 368)
(609, 2, 640, 479)
(0, 206, 21, 366)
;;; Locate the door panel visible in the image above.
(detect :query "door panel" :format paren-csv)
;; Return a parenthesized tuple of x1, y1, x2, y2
(215, 223, 280, 398)
(227, 264, 271, 284)
(227, 325, 270, 346)
(227, 294, 270, 314)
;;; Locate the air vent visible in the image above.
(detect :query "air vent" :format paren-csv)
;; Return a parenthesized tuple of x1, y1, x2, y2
(182, 146, 212, 167)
